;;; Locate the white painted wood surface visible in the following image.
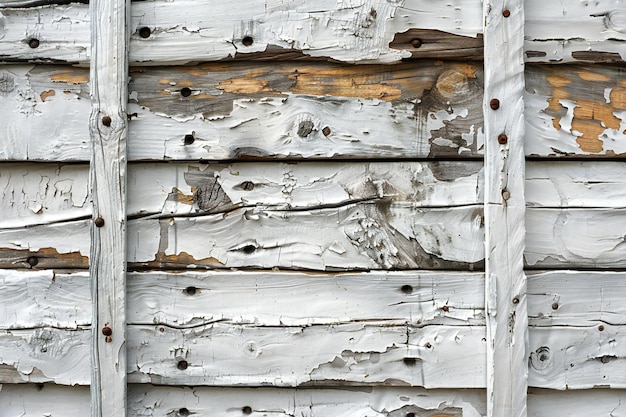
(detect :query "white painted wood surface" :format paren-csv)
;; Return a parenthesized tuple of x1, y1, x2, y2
(0, 384, 91, 417)
(128, 386, 487, 417)
(127, 271, 484, 327)
(483, 0, 527, 416)
(88, 0, 129, 413)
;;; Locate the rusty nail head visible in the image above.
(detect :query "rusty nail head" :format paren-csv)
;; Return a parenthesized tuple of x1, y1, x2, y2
(183, 134, 195, 145)
(551, 303, 559, 310)
(490, 98, 500, 110)
(322, 126, 331, 136)
(95, 216, 105, 227)
(180, 87, 192, 97)
(442, 305, 449, 312)
(102, 116, 112, 127)
(27, 256, 39, 267)
(512, 297, 519, 304)
(139, 27, 151, 38)
(28, 38, 40, 49)
(498, 134, 508, 144)
(179, 408, 190, 417)
(598, 325, 605, 331)
(242, 406, 252, 415)
(177, 360, 189, 370)
(502, 189, 511, 201)
(503, 9, 511, 17)
(410, 38, 422, 48)
(242, 36, 254, 46)
(241, 181, 255, 191)
(102, 326, 112, 336)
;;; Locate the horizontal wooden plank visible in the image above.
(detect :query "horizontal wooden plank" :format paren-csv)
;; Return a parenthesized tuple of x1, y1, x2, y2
(128, 205, 484, 270)
(529, 324, 626, 389)
(0, 384, 90, 417)
(0, 270, 89, 329)
(1, 61, 484, 161)
(525, 208, 626, 269)
(127, 61, 483, 160)
(0, 327, 90, 384)
(127, 323, 486, 387)
(128, 271, 485, 327)
(529, 389, 626, 417)
(2, 1, 625, 64)
(0, 1, 483, 64)
(525, 0, 626, 63)
(526, 161, 626, 208)
(528, 271, 626, 327)
(0, 65, 90, 161)
(128, 386, 488, 417)
(525, 64, 626, 157)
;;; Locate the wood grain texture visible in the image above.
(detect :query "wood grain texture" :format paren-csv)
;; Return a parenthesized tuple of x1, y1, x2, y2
(525, 0, 626, 63)
(127, 61, 484, 160)
(0, 270, 90, 329)
(526, 161, 626, 208)
(529, 389, 626, 417)
(128, 386, 487, 417)
(128, 205, 484, 271)
(528, 271, 626, 327)
(127, 271, 485, 327)
(89, 0, 129, 413)
(127, 323, 487, 387)
(0, 327, 90, 384)
(483, 1, 527, 416)
(525, 64, 626, 157)
(525, 208, 626, 269)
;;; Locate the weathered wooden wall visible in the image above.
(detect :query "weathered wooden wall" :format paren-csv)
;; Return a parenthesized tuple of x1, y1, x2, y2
(1, 0, 625, 416)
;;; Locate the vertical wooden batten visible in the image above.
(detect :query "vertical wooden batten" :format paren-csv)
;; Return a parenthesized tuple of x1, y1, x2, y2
(89, 0, 129, 415)
(483, 1, 527, 417)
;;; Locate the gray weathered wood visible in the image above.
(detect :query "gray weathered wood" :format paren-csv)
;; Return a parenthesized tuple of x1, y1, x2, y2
(526, 208, 626, 269)
(89, 0, 128, 413)
(128, 386, 488, 417)
(528, 271, 626, 327)
(525, 64, 626, 158)
(483, 1, 527, 417)
(127, 61, 483, 160)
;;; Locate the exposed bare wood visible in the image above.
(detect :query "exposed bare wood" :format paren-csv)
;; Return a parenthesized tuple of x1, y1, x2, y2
(526, 208, 626, 269)
(389, 29, 483, 61)
(128, 61, 483, 160)
(127, 271, 485, 327)
(528, 271, 626, 327)
(128, 386, 488, 417)
(128, 205, 484, 271)
(526, 161, 626, 208)
(525, 64, 626, 157)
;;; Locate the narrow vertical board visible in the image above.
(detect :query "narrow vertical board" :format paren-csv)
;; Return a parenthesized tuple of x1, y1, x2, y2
(89, 0, 128, 414)
(483, 1, 527, 417)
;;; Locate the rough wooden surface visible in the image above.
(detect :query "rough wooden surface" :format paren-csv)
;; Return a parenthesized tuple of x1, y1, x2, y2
(127, 271, 484, 327)
(528, 271, 626, 327)
(483, 1, 527, 416)
(525, 64, 626, 157)
(526, 208, 626, 269)
(127, 61, 484, 160)
(0, 384, 91, 417)
(88, 0, 129, 413)
(128, 205, 484, 271)
(128, 386, 488, 417)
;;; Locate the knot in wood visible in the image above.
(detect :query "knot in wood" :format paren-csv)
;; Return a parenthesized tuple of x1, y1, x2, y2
(297, 120, 315, 138)
(242, 406, 252, 415)
(240, 181, 255, 191)
(178, 408, 190, 417)
(435, 70, 469, 99)
(0, 72, 15, 94)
